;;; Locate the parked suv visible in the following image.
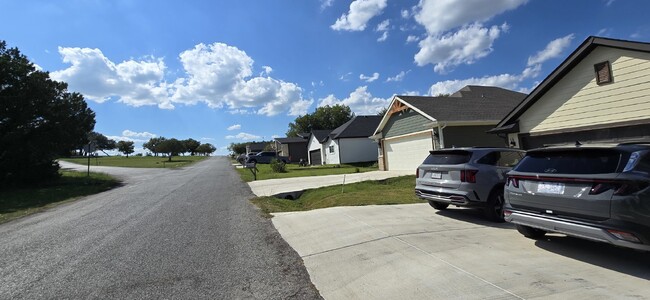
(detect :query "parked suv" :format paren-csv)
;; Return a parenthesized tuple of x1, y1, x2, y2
(415, 148, 525, 222)
(504, 143, 650, 251)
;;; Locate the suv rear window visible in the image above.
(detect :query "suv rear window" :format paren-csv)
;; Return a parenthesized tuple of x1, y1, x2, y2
(514, 149, 623, 174)
(422, 150, 471, 165)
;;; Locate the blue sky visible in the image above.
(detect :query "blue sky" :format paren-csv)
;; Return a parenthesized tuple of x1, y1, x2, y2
(2, 0, 650, 154)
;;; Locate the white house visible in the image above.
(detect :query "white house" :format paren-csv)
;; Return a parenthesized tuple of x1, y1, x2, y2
(307, 130, 332, 165)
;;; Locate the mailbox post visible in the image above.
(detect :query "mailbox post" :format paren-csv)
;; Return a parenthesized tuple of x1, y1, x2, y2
(245, 162, 258, 180)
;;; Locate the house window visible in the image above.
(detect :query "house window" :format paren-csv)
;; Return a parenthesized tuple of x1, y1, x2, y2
(594, 61, 612, 85)
(329, 145, 335, 153)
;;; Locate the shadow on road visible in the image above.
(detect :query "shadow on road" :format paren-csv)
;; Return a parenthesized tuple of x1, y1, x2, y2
(433, 208, 516, 229)
(534, 235, 650, 280)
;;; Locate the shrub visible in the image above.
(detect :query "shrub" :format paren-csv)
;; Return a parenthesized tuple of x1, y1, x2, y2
(270, 158, 287, 173)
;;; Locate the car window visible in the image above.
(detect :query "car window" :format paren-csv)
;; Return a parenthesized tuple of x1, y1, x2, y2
(422, 150, 471, 165)
(514, 149, 623, 174)
(497, 151, 524, 167)
(633, 152, 650, 174)
(476, 151, 499, 165)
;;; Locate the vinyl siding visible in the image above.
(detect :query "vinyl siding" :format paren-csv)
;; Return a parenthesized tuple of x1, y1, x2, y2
(382, 110, 431, 138)
(519, 47, 650, 134)
(324, 139, 340, 165)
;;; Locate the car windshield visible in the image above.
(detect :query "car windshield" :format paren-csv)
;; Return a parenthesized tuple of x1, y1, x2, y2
(514, 148, 624, 174)
(423, 150, 471, 165)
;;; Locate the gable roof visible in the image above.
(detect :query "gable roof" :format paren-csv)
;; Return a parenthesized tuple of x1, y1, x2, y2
(330, 115, 382, 139)
(275, 137, 307, 144)
(373, 85, 526, 136)
(491, 36, 650, 133)
(310, 130, 332, 143)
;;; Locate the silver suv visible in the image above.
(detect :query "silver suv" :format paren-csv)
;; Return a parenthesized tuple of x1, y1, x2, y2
(415, 148, 525, 222)
(504, 143, 650, 251)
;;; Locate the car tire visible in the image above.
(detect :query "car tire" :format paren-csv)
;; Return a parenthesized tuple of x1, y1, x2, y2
(428, 201, 449, 210)
(516, 224, 547, 239)
(484, 188, 505, 223)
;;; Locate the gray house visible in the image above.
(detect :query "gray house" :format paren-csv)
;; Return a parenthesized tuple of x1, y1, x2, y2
(274, 136, 308, 163)
(372, 85, 526, 171)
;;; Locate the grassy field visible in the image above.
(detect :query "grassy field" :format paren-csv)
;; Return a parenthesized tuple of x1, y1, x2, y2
(0, 171, 121, 224)
(61, 155, 207, 168)
(236, 162, 378, 182)
(250, 175, 423, 215)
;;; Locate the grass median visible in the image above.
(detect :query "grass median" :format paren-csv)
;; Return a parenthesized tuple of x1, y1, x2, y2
(0, 171, 121, 224)
(60, 155, 207, 168)
(251, 175, 423, 215)
(237, 162, 378, 182)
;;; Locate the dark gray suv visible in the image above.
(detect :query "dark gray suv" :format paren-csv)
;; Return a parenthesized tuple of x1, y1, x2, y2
(504, 143, 650, 251)
(415, 148, 525, 222)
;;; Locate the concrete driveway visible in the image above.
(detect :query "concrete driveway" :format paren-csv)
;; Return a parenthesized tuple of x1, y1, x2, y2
(272, 204, 650, 299)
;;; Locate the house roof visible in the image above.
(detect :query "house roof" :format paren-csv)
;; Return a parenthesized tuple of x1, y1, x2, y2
(310, 130, 333, 143)
(397, 86, 526, 123)
(491, 36, 650, 133)
(275, 137, 307, 144)
(329, 115, 382, 139)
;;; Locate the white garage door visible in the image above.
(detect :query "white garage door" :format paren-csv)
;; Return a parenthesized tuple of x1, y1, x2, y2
(384, 132, 433, 171)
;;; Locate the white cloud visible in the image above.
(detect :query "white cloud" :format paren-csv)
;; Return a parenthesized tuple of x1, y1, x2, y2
(271, 135, 281, 139)
(225, 132, 262, 140)
(401, 9, 411, 19)
(318, 86, 390, 115)
(377, 31, 389, 42)
(597, 28, 612, 37)
(414, 0, 527, 35)
(527, 34, 574, 66)
(360, 72, 380, 82)
(331, 0, 387, 31)
(406, 35, 419, 43)
(376, 19, 390, 31)
(227, 124, 241, 131)
(288, 98, 314, 116)
(321, 0, 334, 10)
(52, 43, 310, 116)
(51, 47, 170, 108)
(122, 130, 157, 139)
(386, 70, 410, 82)
(427, 64, 540, 96)
(339, 72, 353, 81)
(414, 23, 508, 73)
(604, 0, 615, 6)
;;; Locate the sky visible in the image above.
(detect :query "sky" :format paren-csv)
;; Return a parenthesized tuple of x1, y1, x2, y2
(2, 0, 650, 155)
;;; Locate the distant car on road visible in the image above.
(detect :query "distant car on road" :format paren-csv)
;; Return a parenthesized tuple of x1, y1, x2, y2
(415, 147, 525, 222)
(504, 143, 650, 251)
(246, 151, 289, 164)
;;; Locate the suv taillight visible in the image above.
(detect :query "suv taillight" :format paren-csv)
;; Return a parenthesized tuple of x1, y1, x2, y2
(460, 170, 478, 183)
(506, 176, 519, 188)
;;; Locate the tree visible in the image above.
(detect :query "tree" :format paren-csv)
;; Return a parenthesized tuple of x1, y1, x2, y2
(286, 104, 353, 137)
(116, 141, 135, 157)
(157, 138, 184, 161)
(143, 137, 165, 156)
(0, 41, 95, 183)
(196, 143, 216, 156)
(227, 142, 247, 155)
(87, 131, 116, 156)
(183, 138, 200, 156)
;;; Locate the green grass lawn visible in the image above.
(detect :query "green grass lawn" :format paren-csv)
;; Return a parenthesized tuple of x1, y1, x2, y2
(60, 155, 207, 168)
(250, 175, 423, 215)
(236, 162, 378, 182)
(0, 171, 121, 224)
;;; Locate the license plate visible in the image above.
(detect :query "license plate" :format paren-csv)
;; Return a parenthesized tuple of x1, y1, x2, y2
(430, 172, 442, 179)
(537, 182, 565, 194)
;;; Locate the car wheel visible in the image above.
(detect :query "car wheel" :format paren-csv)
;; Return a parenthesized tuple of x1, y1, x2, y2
(516, 224, 547, 239)
(484, 188, 505, 222)
(428, 201, 449, 210)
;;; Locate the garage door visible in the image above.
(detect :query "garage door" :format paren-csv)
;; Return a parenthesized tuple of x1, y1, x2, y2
(384, 132, 433, 171)
(309, 149, 322, 165)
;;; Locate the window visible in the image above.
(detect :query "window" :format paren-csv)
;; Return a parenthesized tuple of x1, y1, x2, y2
(497, 151, 524, 167)
(514, 149, 623, 174)
(477, 151, 499, 165)
(329, 145, 335, 153)
(594, 61, 612, 85)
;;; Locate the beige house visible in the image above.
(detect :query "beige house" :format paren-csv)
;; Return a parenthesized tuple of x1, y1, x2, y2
(490, 36, 650, 148)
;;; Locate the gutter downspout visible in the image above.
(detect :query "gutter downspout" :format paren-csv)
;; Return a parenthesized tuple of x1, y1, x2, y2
(438, 123, 447, 149)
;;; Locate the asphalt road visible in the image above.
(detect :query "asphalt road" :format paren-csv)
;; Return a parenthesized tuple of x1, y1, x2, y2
(0, 157, 321, 299)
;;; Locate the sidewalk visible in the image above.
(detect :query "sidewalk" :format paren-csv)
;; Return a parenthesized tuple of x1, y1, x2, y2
(247, 170, 413, 197)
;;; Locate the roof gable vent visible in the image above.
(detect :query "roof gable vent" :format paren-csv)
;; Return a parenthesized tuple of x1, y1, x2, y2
(594, 61, 613, 85)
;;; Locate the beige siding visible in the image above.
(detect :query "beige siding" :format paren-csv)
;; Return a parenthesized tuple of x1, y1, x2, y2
(519, 47, 650, 134)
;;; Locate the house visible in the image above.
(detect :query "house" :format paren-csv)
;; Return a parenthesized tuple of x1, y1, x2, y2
(322, 115, 382, 165)
(245, 142, 267, 154)
(307, 130, 332, 165)
(274, 136, 308, 163)
(489, 36, 650, 149)
(372, 86, 526, 171)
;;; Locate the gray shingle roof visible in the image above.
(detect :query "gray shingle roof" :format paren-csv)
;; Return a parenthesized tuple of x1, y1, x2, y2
(275, 137, 307, 144)
(311, 130, 332, 143)
(397, 86, 526, 122)
(330, 115, 382, 139)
